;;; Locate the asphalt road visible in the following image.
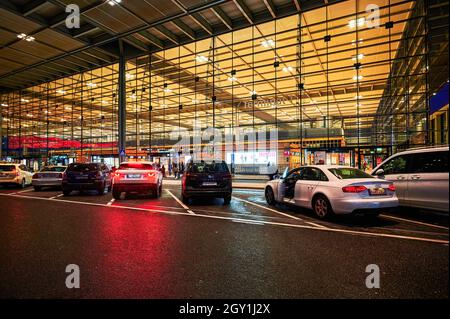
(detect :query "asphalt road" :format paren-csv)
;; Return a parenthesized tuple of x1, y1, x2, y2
(0, 184, 448, 298)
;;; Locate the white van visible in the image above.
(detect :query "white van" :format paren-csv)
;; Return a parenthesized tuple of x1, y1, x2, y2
(372, 146, 449, 213)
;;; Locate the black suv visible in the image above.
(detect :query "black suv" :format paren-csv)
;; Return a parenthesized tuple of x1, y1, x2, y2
(182, 161, 232, 204)
(62, 163, 111, 196)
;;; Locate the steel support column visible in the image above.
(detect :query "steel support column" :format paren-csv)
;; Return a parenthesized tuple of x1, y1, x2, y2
(118, 40, 127, 163)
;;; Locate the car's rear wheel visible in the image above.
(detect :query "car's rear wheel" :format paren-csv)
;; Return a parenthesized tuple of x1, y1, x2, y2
(265, 187, 276, 206)
(182, 194, 189, 204)
(112, 189, 121, 200)
(62, 189, 71, 196)
(223, 195, 232, 205)
(313, 194, 333, 219)
(34, 186, 41, 191)
(20, 179, 26, 188)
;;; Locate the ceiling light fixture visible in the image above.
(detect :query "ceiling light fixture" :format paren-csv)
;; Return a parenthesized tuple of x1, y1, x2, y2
(56, 90, 66, 94)
(107, 0, 122, 6)
(1, 103, 8, 107)
(195, 55, 208, 63)
(351, 39, 364, 46)
(348, 18, 365, 28)
(86, 82, 97, 88)
(282, 66, 294, 73)
(352, 75, 364, 81)
(352, 53, 364, 61)
(21, 98, 30, 103)
(261, 39, 275, 48)
(17, 33, 35, 41)
(228, 76, 237, 82)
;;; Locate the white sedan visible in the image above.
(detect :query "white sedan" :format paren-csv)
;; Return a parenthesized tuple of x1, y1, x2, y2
(112, 162, 163, 199)
(265, 165, 399, 219)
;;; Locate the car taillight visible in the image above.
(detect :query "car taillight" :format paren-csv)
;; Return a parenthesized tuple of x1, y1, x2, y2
(62, 172, 67, 180)
(58, 173, 63, 178)
(388, 184, 396, 192)
(14, 170, 19, 177)
(33, 174, 40, 179)
(147, 172, 156, 177)
(342, 185, 367, 193)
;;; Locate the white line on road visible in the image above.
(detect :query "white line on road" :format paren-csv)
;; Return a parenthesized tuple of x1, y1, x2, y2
(380, 214, 449, 230)
(0, 192, 448, 245)
(107, 198, 115, 206)
(166, 189, 195, 214)
(232, 196, 327, 229)
(49, 194, 64, 199)
(15, 188, 35, 194)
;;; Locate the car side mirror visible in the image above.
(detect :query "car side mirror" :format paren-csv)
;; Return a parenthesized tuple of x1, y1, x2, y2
(374, 169, 385, 177)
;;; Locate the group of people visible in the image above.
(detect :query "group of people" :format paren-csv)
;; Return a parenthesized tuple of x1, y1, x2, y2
(158, 162, 185, 179)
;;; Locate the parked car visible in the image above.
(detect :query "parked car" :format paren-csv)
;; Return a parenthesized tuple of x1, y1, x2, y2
(32, 166, 67, 191)
(265, 165, 398, 219)
(372, 146, 449, 213)
(62, 162, 111, 196)
(112, 161, 163, 199)
(182, 161, 232, 204)
(0, 163, 33, 188)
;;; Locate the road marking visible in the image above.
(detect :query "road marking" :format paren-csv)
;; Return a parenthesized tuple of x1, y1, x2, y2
(165, 189, 195, 214)
(380, 214, 449, 230)
(15, 188, 34, 194)
(0, 192, 448, 245)
(50, 194, 64, 199)
(232, 196, 327, 229)
(107, 198, 115, 206)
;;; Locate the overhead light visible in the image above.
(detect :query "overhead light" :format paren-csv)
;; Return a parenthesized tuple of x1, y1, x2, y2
(65, 106, 72, 110)
(249, 90, 257, 96)
(102, 100, 109, 105)
(282, 66, 294, 73)
(354, 95, 363, 99)
(17, 33, 35, 41)
(107, 0, 122, 6)
(192, 99, 199, 104)
(228, 76, 238, 82)
(21, 98, 30, 103)
(351, 39, 364, 45)
(126, 73, 134, 80)
(56, 90, 66, 94)
(1, 103, 8, 107)
(86, 82, 97, 88)
(352, 54, 364, 61)
(352, 75, 363, 81)
(349, 18, 365, 28)
(261, 39, 275, 48)
(26, 113, 33, 117)
(195, 55, 208, 63)
(310, 100, 317, 104)
(164, 88, 172, 93)
(130, 94, 136, 99)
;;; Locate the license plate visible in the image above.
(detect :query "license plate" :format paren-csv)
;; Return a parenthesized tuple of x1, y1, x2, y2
(369, 188, 386, 195)
(203, 182, 217, 186)
(76, 176, 88, 180)
(127, 174, 141, 179)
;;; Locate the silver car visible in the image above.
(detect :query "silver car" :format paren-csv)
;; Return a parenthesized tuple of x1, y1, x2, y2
(32, 166, 67, 191)
(372, 146, 449, 213)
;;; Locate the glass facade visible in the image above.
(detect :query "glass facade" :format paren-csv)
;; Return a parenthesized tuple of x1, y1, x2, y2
(0, 0, 444, 172)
